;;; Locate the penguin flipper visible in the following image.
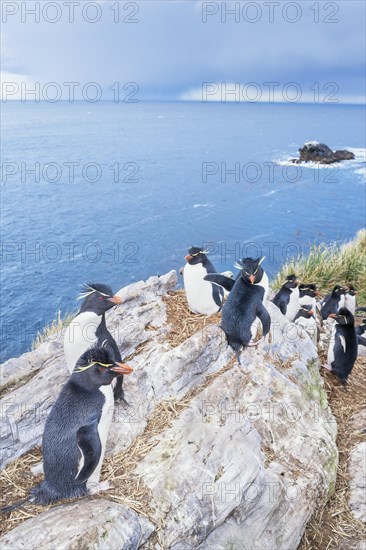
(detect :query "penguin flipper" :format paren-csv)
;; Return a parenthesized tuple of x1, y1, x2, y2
(273, 297, 287, 316)
(204, 274, 235, 293)
(75, 420, 102, 484)
(257, 304, 271, 337)
(212, 285, 224, 309)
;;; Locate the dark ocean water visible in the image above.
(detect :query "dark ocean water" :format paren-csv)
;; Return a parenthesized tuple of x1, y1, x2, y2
(1, 101, 365, 361)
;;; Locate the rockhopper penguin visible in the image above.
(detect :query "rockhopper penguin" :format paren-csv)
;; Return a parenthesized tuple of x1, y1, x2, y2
(320, 285, 346, 320)
(64, 283, 126, 403)
(1, 347, 132, 514)
(272, 275, 300, 321)
(206, 257, 271, 364)
(183, 247, 224, 315)
(294, 305, 319, 344)
(323, 308, 358, 385)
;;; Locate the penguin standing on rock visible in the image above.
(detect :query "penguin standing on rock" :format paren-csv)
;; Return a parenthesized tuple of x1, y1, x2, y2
(64, 283, 125, 403)
(299, 284, 320, 310)
(205, 257, 271, 364)
(294, 305, 319, 344)
(1, 347, 133, 514)
(320, 285, 346, 320)
(272, 275, 300, 321)
(344, 284, 357, 315)
(299, 283, 323, 326)
(183, 247, 224, 315)
(323, 308, 358, 386)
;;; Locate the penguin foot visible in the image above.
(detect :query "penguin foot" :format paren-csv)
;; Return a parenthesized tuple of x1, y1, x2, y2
(88, 480, 113, 495)
(322, 363, 332, 371)
(31, 461, 44, 476)
(247, 340, 259, 348)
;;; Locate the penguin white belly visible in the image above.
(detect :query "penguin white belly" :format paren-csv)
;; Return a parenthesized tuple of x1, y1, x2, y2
(183, 264, 220, 315)
(345, 295, 356, 315)
(327, 324, 336, 365)
(259, 272, 269, 302)
(87, 384, 114, 488)
(339, 295, 345, 309)
(64, 312, 100, 373)
(285, 288, 300, 321)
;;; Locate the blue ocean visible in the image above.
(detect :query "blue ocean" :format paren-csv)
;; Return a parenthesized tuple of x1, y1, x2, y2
(1, 101, 365, 361)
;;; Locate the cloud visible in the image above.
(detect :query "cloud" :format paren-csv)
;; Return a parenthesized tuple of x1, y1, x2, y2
(1, 1, 365, 101)
(179, 83, 366, 105)
(0, 71, 35, 100)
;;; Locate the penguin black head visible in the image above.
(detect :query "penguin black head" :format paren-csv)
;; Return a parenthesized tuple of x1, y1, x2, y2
(74, 346, 133, 387)
(299, 283, 320, 298)
(329, 307, 355, 326)
(344, 284, 357, 296)
(78, 283, 122, 315)
(297, 305, 315, 319)
(332, 284, 346, 297)
(185, 246, 209, 265)
(234, 257, 266, 285)
(282, 274, 300, 290)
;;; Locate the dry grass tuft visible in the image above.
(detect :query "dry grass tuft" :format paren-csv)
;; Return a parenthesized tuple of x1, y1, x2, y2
(32, 310, 76, 350)
(163, 290, 221, 348)
(299, 357, 366, 550)
(0, 448, 49, 536)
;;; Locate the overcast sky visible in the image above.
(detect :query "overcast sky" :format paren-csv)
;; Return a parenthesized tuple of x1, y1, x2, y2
(1, 0, 365, 102)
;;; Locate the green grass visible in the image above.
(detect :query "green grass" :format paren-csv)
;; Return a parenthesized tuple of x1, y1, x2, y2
(32, 310, 76, 350)
(272, 229, 366, 305)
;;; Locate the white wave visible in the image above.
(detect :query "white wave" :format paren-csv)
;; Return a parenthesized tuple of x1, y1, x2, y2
(262, 190, 278, 197)
(354, 168, 366, 182)
(340, 147, 366, 162)
(193, 203, 215, 208)
(274, 147, 366, 180)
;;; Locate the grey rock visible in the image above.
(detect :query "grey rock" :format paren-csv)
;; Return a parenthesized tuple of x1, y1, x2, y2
(136, 307, 337, 549)
(349, 409, 366, 433)
(0, 499, 154, 550)
(348, 442, 366, 522)
(291, 141, 355, 164)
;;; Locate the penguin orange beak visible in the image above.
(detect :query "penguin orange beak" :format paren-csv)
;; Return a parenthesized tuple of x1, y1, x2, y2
(112, 362, 133, 375)
(249, 275, 255, 284)
(185, 255, 192, 261)
(309, 310, 315, 316)
(328, 313, 337, 319)
(109, 295, 122, 305)
(315, 290, 321, 296)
